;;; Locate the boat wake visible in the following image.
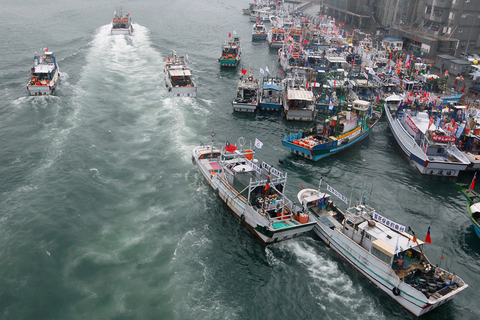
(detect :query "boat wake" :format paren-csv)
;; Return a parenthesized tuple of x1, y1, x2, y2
(279, 238, 386, 319)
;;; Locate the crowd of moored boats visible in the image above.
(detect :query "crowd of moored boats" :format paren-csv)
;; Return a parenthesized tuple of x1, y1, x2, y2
(25, 2, 478, 316)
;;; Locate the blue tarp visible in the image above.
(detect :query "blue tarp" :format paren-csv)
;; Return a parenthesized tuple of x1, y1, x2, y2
(263, 84, 282, 91)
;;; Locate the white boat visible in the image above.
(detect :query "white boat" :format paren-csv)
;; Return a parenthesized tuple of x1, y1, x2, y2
(111, 10, 133, 35)
(384, 95, 470, 176)
(232, 75, 260, 113)
(281, 75, 315, 121)
(298, 184, 468, 317)
(192, 135, 316, 244)
(26, 48, 60, 96)
(164, 50, 197, 98)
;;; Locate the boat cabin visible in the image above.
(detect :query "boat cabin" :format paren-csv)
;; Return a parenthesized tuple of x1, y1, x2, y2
(342, 205, 427, 278)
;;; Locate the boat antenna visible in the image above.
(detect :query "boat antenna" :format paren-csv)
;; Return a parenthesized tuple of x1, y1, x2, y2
(210, 123, 215, 145)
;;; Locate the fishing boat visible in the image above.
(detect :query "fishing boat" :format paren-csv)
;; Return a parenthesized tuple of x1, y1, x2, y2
(192, 135, 316, 244)
(267, 27, 286, 48)
(281, 75, 316, 121)
(298, 182, 468, 317)
(164, 50, 197, 98)
(219, 35, 241, 67)
(232, 74, 260, 113)
(384, 95, 470, 176)
(26, 48, 60, 96)
(259, 76, 282, 111)
(282, 100, 382, 161)
(111, 10, 133, 35)
(252, 21, 268, 41)
(455, 182, 480, 239)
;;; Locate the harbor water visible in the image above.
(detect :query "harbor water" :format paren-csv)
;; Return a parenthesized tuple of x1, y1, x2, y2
(0, 0, 479, 319)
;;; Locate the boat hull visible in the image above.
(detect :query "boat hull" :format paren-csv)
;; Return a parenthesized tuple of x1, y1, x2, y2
(168, 87, 197, 98)
(252, 34, 267, 41)
(219, 59, 239, 67)
(259, 102, 281, 111)
(232, 102, 257, 113)
(111, 26, 133, 35)
(312, 215, 467, 317)
(284, 109, 314, 121)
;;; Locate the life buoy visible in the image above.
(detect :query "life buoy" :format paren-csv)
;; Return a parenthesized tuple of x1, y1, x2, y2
(392, 287, 400, 296)
(248, 76, 253, 81)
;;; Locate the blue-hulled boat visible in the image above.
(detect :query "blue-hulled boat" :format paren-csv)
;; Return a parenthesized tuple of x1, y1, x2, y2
(282, 100, 382, 161)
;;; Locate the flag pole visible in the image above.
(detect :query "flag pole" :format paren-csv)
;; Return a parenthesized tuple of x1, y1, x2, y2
(408, 226, 430, 268)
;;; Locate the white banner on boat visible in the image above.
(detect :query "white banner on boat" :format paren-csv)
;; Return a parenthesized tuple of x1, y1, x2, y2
(261, 161, 283, 178)
(372, 211, 406, 233)
(326, 184, 348, 204)
(245, 159, 262, 175)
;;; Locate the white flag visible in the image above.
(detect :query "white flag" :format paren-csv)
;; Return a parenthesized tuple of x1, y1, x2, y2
(185, 54, 189, 61)
(265, 66, 270, 74)
(255, 138, 263, 149)
(233, 30, 237, 35)
(329, 98, 334, 110)
(259, 68, 265, 75)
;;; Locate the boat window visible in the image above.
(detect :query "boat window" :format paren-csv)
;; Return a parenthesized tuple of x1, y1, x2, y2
(371, 247, 392, 264)
(365, 233, 371, 240)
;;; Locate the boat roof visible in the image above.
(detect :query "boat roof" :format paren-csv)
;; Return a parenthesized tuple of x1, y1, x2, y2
(362, 220, 423, 255)
(169, 69, 192, 77)
(34, 64, 55, 73)
(411, 112, 433, 134)
(287, 89, 314, 101)
(352, 100, 371, 111)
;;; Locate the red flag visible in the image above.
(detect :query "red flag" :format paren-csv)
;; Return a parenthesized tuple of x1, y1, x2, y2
(376, 94, 379, 103)
(412, 235, 417, 243)
(228, 32, 231, 38)
(241, 68, 247, 75)
(425, 226, 432, 244)
(470, 172, 477, 190)
(427, 118, 434, 131)
(168, 57, 170, 62)
(225, 141, 237, 153)
(263, 183, 270, 194)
